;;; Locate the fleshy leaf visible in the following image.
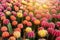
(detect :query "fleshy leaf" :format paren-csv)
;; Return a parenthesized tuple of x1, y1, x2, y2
(7, 23, 13, 34)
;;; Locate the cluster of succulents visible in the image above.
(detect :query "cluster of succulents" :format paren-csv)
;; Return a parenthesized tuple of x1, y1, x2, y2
(0, 0, 60, 40)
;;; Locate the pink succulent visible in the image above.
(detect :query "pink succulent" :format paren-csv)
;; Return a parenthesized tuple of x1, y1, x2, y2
(2, 3, 8, 8)
(38, 27, 44, 30)
(27, 31, 35, 38)
(41, 21, 49, 28)
(27, 22, 32, 27)
(48, 28, 54, 34)
(0, 12, 5, 17)
(51, 9, 57, 14)
(3, 19, 9, 25)
(0, 5, 4, 10)
(45, 13, 51, 20)
(0, 8, 2, 12)
(56, 37, 60, 40)
(29, 13, 34, 18)
(1, 0, 6, 3)
(57, 13, 60, 19)
(48, 22, 55, 28)
(31, 17, 36, 21)
(6, 7, 11, 11)
(11, 11, 17, 16)
(56, 7, 60, 10)
(53, 30, 60, 37)
(56, 22, 60, 27)
(41, 17, 48, 21)
(23, 12, 28, 17)
(4, 10, 7, 13)
(1, 13, 5, 17)
(52, 14, 57, 18)
(35, 14, 41, 19)
(17, 24, 23, 29)
(54, 30, 58, 36)
(14, 2, 20, 6)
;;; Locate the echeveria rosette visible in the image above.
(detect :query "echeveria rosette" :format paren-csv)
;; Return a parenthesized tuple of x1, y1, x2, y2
(26, 22, 32, 27)
(44, 13, 52, 20)
(3, 19, 9, 25)
(48, 22, 55, 29)
(56, 22, 60, 29)
(53, 30, 60, 37)
(17, 12, 23, 18)
(27, 31, 35, 40)
(38, 29, 48, 38)
(41, 21, 49, 28)
(23, 11, 28, 17)
(29, 12, 34, 18)
(48, 28, 54, 35)
(17, 23, 23, 29)
(10, 15, 16, 21)
(51, 9, 57, 14)
(8, 36, 16, 40)
(38, 27, 44, 31)
(52, 14, 57, 19)
(55, 37, 60, 40)
(35, 14, 41, 19)
(5, 11, 11, 16)
(13, 31, 21, 38)
(11, 11, 17, 16)
(17, 12, 23, 23)
(57, 13, 60, 20)
(40, 17, 48, 22)
(0, 12, 5, 17)
(13, 31, 21, 40)
(2, 32, 10, 38)
(25, 27, 32, 33)
(1, 26, 8, 32)
(31, 17, 36, 21)
(6, 7, 12, 11)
